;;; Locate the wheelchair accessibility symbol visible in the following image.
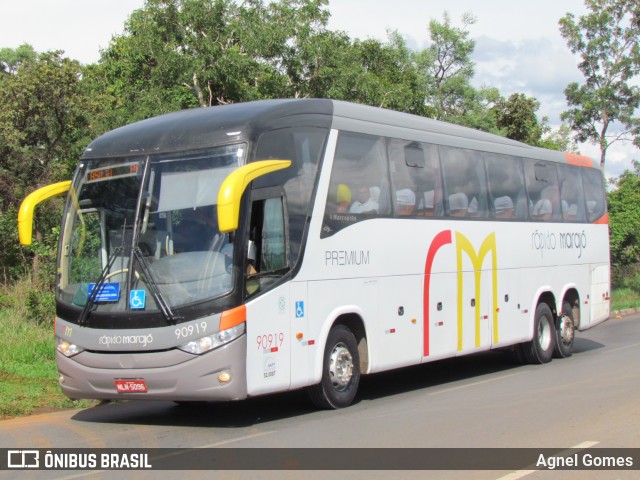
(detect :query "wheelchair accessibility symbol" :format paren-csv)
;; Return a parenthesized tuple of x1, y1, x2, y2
(295, 301, 304, 318)
(130, 290, 146, 310)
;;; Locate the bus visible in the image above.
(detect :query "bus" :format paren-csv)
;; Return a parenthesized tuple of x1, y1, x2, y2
(18, 99, 610, 409)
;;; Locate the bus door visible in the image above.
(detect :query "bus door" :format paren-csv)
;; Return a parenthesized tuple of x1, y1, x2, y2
(244, 190, 292, 396)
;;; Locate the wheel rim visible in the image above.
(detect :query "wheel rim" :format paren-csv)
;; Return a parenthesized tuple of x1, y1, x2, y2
(559, 314, 574, 345)
(538, 316, 552, 351)
(329, 342, 354, 391)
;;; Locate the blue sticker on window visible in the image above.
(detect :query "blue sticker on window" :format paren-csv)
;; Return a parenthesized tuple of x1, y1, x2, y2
(87, 283, 120, 302)
(130, 290, 146, 310)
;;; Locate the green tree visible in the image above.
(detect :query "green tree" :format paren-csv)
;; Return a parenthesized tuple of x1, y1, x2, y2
(493, 93, 544, 144)
(0, 51, 90, 205)
(492, 93, 578, 151)
(0, 51, 101, 283)
(95, 0, 434, 120)
(417, 12, 477, 121)
(347, 32, 427, 115)
(537, 124, 579, 152)
(0, 44, 37, 75)
(559, 0, 640, 168)
(608, 160, 640, 271)
(95, 0, 331, 121)
(449, 86, 501, 133)
(294, 29, 363, 100)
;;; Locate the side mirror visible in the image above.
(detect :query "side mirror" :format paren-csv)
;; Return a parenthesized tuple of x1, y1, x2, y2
(217, 160, 291, 233)
(18, 181, 72, 245)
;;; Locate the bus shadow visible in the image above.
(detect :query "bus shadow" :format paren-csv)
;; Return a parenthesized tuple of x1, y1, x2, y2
(71, 339, 605, 428)
(573, 336, 605, 354)
(357, 337, 604, 402)
(357, 351, 520, 402)
(71, 390, 317, 428)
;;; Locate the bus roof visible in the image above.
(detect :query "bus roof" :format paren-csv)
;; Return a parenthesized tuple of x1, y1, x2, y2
(82, 99, 598, 169)
(82, 99, 332, 159)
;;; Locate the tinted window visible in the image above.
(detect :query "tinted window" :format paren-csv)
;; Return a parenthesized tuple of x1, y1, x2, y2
(582, 167, 607, 222)
(322, 132, 390, 237)
(485, 153, 527, 220)
(388, 140, 442, 217)
(524, 160, 561, 221)
(440, 146, 488, 218)
(557, 164, 586, 222)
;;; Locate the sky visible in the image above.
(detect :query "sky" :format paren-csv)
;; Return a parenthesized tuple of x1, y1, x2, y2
(1, 0, 637, 178)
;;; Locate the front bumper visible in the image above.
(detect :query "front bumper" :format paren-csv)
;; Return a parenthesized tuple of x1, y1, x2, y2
(56, 335, 247, 401)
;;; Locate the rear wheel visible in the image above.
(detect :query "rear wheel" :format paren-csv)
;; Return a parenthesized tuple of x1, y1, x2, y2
(307, 325, 360, 409)
(521, 302, 554, 364)
(554, 301, 575, 358)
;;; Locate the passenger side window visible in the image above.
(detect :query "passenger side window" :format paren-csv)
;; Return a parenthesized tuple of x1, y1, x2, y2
(524, 160, 561, 221)
(440, 146, 488, 218)
(485, 154, 527, 220)
(322, 132, 390, 237)
(557, 164, 586, 222)
(388, 140, 442, 217)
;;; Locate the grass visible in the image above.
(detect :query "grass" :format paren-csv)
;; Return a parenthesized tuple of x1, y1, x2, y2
(0, 279, 93, 419)
(0, 278, 639, 420)
(611, 287, 640, 312)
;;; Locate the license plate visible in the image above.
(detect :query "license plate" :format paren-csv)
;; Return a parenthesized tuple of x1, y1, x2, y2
(115, 379, 147, 393)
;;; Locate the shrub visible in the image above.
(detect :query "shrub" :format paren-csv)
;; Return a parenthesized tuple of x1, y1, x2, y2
(24, 287, 56, 326)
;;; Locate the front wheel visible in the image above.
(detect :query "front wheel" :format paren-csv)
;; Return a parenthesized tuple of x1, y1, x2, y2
(554, 301, 575, 358)
(520, 302, 554, 364)
(307, 325, 360, 409)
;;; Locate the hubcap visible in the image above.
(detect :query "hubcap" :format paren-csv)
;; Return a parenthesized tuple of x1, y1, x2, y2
(538, 317, 552, 351)
(329, 342, 354, 390)
(559, 314, 574, 345)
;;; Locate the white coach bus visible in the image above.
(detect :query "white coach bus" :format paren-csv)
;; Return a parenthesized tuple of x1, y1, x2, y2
(18, 99, 610, 408)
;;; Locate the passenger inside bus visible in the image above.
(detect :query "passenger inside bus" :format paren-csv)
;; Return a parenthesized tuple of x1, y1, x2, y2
(494, 196, 514, 219)
(421, 190, 435, 217)
(467, 196, 479, 216)
(349, 185, 379, 214)
(532, 198, 553, 220)
(563, 203, 578, 221)
(369, 186, 381, 207)
(396, 189, 416, 215)
(336, 183, 352, 213)
(448, 192, 469, 217)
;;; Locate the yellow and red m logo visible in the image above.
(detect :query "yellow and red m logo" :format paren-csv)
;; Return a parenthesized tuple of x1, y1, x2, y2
(423, 230, 498, 357)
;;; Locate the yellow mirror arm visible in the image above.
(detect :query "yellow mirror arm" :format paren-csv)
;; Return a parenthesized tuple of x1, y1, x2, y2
(217, 160, 291, 233)
(18, 181, 72, 246)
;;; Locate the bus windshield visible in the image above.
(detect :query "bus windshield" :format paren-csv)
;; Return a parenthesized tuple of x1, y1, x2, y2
(57, 144, 246, 317)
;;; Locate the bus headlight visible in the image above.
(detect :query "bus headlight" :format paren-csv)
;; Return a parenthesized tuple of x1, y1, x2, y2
(178, 323, 245, 355)
(56, 337, 84, 357)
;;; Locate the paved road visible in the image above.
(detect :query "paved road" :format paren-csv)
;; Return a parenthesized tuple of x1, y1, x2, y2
(1, 313, 638, 480)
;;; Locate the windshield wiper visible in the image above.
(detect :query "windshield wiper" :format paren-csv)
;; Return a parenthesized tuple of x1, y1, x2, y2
(133, 246, 180, 325)
(78, 246, 123, 326)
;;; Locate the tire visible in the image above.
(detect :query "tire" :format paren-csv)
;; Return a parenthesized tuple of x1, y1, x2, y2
(307, 325, 360, 409)
(553, 301, 575, 358)
(521, 303, 555, 364)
